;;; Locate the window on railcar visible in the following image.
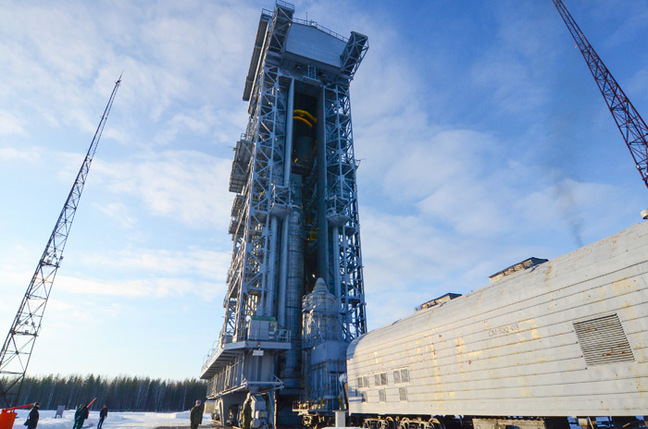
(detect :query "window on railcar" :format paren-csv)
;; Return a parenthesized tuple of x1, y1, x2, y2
(399, 387, 407, 402)
(374, 372, 388, 386)
(401, 369, 409, 382)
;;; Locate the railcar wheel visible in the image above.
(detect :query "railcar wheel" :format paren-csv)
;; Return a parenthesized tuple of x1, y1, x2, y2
(381, 417, 396, 429)
(302, 415, 313, 428)
(429, 417, 446, 429)
(310, 415, 332, 429)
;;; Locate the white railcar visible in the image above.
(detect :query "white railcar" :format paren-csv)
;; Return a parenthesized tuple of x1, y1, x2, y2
(346, 221, 648, 429)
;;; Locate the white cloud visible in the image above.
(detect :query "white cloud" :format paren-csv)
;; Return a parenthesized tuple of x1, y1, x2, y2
(469, 3, 556, 115)
(82, 247, 229, 280)
(0, 146, 36, 160)
(0, 246, 230, 301)
(56, 275, 215, 299)
(95, 202, 138, 228)
(0, 0, 253, 143)
(92, 151, 233, 229)
(0, 111, 25, 136)
(382, 130, 498, 201)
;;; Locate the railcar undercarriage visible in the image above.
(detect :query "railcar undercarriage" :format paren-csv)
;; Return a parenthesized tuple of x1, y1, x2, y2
(350, 415, 647, 429)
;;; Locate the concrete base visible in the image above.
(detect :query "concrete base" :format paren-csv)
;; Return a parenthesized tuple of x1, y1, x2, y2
(334, 411, 346, 428)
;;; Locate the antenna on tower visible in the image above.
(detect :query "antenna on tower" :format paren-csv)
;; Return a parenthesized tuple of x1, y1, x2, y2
(0, 75, 122, 407)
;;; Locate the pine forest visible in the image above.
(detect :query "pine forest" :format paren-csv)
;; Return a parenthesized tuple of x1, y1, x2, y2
(3, 374, 207, 412)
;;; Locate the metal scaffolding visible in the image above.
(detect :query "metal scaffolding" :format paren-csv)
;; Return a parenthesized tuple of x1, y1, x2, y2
(201, 2, 368, 427)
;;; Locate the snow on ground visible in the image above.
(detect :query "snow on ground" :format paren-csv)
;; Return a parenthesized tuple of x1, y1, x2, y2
(6, 409, 361, 429)
(10, 409, 212, 429)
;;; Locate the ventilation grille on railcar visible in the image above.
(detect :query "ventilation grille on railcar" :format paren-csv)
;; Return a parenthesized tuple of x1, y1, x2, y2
(573, 313, 635, 366)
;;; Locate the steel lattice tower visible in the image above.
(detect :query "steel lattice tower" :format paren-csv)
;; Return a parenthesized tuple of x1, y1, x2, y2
(200, 2, 368, 427)
(0, 76, 121, 408)
(553, 0, 648, 190)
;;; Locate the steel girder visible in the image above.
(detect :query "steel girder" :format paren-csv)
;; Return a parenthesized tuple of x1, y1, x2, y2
(341, 31, 369, 79)
(217, 2, 293, 395)
(323, 83, 367, 341)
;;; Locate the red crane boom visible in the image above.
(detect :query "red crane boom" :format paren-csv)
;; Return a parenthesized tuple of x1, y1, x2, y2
(553, 0, 648, 190)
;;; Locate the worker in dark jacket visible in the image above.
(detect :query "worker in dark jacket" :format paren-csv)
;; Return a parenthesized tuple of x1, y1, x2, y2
(25, 402, 40, 429)
(97, 405, 108, 429)
(73, 404, 89, 429)
(189, 400, 203, 429)
(241, 399, 252, 429)
(73, 404, 84, 429)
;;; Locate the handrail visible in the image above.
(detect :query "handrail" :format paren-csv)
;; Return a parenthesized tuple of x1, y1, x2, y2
(291, 17, 347, 42)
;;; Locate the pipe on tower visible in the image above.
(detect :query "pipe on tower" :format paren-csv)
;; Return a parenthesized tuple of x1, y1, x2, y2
(284, 206, 304, 389)
(277, 79, 295, 326)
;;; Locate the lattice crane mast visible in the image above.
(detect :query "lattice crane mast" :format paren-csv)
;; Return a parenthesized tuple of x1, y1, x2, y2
(0, 75, 122, 408)
(553, 0, 648, 187)
(553, 0, 648, 191)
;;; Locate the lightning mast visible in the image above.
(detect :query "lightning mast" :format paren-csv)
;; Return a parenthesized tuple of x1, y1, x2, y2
(0, 75, 122, 407)
(553, 0, 648, 190)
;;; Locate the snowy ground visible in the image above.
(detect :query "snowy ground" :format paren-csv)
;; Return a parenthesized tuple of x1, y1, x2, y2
(9, 409, 213, 429)
(6, 410, 352, 429)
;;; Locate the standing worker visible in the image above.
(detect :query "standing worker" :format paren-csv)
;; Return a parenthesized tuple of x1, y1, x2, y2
(73, 404, 89, 429)
(97, 405, 108, 429)
(25, 402, 40, 429)
(190, 400, 203, 429)
(241, 399, 252, 429)
(73, 404, 85, 429)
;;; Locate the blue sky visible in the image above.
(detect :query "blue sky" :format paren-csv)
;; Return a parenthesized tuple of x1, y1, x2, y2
(0, 0, 647, 381)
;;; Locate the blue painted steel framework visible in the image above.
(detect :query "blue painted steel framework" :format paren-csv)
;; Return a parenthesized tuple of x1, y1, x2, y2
(0, 76, 122, 408)
(200, 2, 368, 427)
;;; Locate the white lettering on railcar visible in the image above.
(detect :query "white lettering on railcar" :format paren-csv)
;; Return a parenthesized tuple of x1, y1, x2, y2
(488, 323, 520, 337)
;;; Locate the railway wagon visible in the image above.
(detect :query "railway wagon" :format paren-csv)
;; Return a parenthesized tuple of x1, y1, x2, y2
(346, 221, 648, 429)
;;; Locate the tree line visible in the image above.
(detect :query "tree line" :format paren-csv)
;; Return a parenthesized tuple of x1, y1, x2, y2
(4, 374, 207, 412)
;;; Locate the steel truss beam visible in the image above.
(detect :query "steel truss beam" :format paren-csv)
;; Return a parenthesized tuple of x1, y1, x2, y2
(0, 76, 121, 407)
(554, 0, 648, 190)
(324, 84, 367, 341)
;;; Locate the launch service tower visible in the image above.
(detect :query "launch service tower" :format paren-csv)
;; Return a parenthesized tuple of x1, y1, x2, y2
(200, 2, 368, 427)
